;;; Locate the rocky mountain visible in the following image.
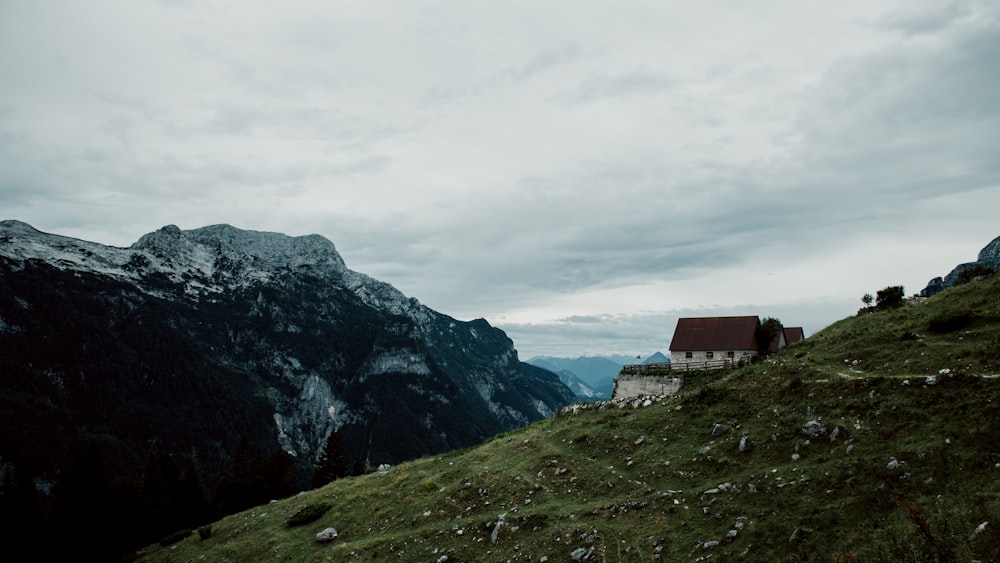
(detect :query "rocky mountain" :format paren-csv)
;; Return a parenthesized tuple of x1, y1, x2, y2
(642, 351, 670, 364)
(549, 369, 604, 401)
(920, 234, 1000, 296)
(0, 220, 575, 488)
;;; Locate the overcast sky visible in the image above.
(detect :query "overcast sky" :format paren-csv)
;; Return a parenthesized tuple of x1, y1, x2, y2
(2, 1, 998, 359)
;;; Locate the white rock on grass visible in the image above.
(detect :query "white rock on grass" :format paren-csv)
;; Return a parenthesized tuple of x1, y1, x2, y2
(315, 527, 338, 543)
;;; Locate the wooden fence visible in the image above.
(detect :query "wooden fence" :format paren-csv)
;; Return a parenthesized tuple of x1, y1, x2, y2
(620, 359, 743, 373)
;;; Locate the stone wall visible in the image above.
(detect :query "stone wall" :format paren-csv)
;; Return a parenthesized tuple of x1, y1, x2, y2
(613, 373, 683, 399)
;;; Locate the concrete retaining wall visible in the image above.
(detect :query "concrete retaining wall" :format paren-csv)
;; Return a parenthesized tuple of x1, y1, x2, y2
(613, 373, 683, 399)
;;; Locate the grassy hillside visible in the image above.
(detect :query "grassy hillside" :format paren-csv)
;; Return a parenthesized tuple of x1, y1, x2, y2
(138, 276, 1000, 562)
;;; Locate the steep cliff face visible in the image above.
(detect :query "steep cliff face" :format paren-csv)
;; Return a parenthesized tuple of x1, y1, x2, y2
(920, 235, 1000, 297)
(0, 220, 574, 483)
(976, 235, 1000, 268)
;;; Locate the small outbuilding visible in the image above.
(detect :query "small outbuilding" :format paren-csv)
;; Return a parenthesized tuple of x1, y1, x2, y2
(783, 326, 806, 346)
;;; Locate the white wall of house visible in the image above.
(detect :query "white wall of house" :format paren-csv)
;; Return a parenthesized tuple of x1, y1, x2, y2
(669, 349, 756, 368)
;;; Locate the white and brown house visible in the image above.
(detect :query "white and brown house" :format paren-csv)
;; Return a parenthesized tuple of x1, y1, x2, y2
(668, 316, 761, 369)
(668, 316, 808, 371)
(614, 316, 806, 398)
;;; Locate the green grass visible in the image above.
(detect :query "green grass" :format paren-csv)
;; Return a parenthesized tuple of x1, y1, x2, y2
(137, 276, 1000, 562)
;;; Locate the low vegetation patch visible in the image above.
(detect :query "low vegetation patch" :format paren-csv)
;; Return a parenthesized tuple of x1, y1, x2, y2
(928, 312, 971, 334)
(286, 502, 331, 527)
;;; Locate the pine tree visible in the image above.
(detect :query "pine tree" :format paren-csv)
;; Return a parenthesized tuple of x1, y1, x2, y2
(755, 317, 784, 356)
(140, 443, 182, 541)
(311, 429, 350, 489)
(262, 448, 299, 500)
(215, 437, 267, 516)
(178, 451, 210, 527)
(52, 441, 114, 558)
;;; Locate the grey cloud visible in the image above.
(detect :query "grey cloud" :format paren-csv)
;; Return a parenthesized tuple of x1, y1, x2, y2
(504, 42, 586, 83)
(419, 84, 482, 106)
(4, 1, 999, 359)
(179, 104, 411, 150)
(420, 42, 587, 107)
(552, 68, 674, 105)
(793, 9, 1000, 205)
(870, 1, 973, 36)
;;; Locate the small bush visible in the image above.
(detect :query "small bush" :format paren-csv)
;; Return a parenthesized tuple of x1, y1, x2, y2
(689, 384, 729, 406)
(197, 525, 212, 540)
(286, 502, 331, 527)
(876, 286, 905, 310)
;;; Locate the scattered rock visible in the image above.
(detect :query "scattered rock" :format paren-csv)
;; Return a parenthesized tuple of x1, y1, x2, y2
(968, 521, 989, 543)
(886, 457, 902, 470)
(925, 376, 938, 386)
(588, 501, 648, 515)
(788, 527, 813, 543)
(711, 423, 729, 437)
(802, 420, 826, 438)
(570, 547, 590, 560)
(490, 515, 506, 544)
(634, 435, 645, 445)
(702, 540, 719, 550)
(315, 527, 338, 543)
(829, 426, 840, 442)
(739, 435, 750, 452)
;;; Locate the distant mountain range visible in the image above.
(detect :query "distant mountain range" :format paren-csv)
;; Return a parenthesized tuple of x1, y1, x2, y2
(0, 220, 575, 491)
(526, 353, 669, 400)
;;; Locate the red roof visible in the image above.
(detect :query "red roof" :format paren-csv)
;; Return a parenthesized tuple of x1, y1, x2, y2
(669, 316, 760, 352)
(783, 327, 805, 345)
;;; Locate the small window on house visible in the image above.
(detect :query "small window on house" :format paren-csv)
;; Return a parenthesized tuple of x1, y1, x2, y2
(727, 351, 735, 358)
(685, 352, 693, 359)
(706, 351, 714, 359)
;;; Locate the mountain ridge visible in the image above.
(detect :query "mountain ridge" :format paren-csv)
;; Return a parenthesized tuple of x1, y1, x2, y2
(0, 220, 576, 544)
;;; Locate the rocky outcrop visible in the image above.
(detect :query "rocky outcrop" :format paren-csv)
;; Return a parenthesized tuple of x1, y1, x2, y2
(920, 235, 1000, 297)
